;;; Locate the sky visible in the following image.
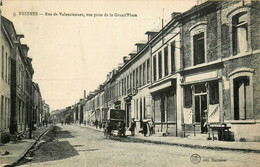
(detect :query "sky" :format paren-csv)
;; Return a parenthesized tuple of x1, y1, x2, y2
(2, 0, 196, 111)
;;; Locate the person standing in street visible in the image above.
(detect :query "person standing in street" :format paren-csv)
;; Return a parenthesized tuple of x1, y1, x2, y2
(95, 119, 98, 129)
(129, 118, 136, 136)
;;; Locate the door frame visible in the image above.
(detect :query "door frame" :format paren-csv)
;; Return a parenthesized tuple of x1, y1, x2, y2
(191, 83, 209, 133)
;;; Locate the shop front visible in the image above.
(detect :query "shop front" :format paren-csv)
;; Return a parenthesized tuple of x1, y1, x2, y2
(149, 79, 177, 136)
(182, 69, 223, 137)
(124, 96, 132, 127)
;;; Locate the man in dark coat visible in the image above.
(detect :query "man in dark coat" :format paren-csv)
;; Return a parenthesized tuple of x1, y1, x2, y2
(129, 118, 136, 136)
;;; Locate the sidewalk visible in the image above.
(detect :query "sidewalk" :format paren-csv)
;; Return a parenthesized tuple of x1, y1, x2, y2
(0, 125, 53, 167)
(82, 124, 260, 153)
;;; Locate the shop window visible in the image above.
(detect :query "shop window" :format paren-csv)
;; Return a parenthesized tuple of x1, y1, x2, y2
(1, 96, 3, 128)
(153, 56, 157, 81)
(193, 32, 205, 65)
(164, 47, 168, 76)
(209, 81, 219, 105)
(158, 51, 162, 79)
(233, 76, 252, 120)
(136, 99, 139, 120)
(184, 86, 192, 108)
(161, 97, 165, 122)
(232, 12, 248, 55)
(171, 41, 175, 73)
(143, 97, 146, 119)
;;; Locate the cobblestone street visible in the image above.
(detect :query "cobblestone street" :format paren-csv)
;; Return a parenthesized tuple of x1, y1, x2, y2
(19, 125, 260, 167)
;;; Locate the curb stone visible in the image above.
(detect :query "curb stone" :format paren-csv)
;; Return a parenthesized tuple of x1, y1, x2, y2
(115, 137, 260, 153)
(5, 125, 54, 167)
(83, 125, 260, 153)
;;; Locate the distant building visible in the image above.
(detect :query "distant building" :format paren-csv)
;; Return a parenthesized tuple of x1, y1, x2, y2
(42, 100, 50, 123)
(32, 82, 42, 126)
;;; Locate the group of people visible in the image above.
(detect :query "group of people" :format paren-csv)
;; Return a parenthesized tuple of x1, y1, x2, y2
(104, 118, 137, 138)
(103, 118, 155, 138)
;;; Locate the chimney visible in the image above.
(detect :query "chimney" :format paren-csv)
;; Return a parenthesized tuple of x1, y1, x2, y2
(21, 44, 29, 57)
(145, 30, 159, 41)
(196, 0, 208, 5)
(16, 34, 24, 43)
(84, 90, 86, 98)
(117, 63, 124, 70)
(123, 56, 131, 64)
(171, 12, 181, 19)
(135, 41, 147, 52)
(129, 51, 137, 58)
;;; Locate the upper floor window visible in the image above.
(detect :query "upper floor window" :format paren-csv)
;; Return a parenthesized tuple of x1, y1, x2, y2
(164, 47, 168, 76)
(190, 22, 207, 66)
(171, 41, 175, 73)
(133, 69, 136, 89)
(8, 57, 11, 85)
(5, 53, 8, 82)
(143, 62, 146, 85)
(147, 59, 150, 82)
(153, 55, 157, 81)
(139, 65, 142, 87)
(136, 68, 139, 88)
(193, 32, 205, 65)
(232, 12, 248, 55)
(158, 51, 162, 79)
(2, 46, 4, 79)
(130, 72, 132, 89)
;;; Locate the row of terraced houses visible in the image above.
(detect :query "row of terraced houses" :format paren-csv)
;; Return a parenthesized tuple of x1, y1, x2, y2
(53, 1, 260, 142)
(0, 2, 50, 143)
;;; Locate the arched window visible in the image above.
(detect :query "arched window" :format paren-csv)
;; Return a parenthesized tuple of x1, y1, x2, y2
(232, 12, 249, 55)
(190, 22, 207, 66)
(227, 7, 251, 56)
(229, 69, 254, 120)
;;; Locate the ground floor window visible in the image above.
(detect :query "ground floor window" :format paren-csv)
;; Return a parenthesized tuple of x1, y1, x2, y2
(233, 76, 252, 120)
(1, 95, 4, 128)
(184, 85, 192, 108)
(209, 81, 219, 105)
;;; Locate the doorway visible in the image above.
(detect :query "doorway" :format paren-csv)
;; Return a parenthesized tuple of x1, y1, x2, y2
(126, 103, 131, 127)
(195, 95, 208, 133)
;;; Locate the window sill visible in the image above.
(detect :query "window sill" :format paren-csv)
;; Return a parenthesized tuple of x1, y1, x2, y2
(225, 120, 257, 124)
(223, 49, 260, 62)
(183, 59, 222, 72)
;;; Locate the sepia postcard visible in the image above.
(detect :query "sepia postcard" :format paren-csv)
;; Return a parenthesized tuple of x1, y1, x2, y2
(0, 0, 260, 166)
